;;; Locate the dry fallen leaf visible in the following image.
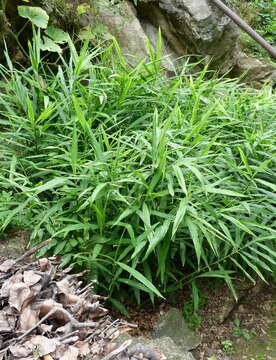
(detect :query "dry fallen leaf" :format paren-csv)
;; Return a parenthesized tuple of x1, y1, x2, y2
(19, 306, 39, 331)
(8, 282, 33, 311)
(9, 342, 33, 358)
(0, 311, 16, 332)
(38, 258, 52, 272)
(0, 259, 16, 273)
(74, 340, 90, 356)
(60, 345, 79, 360)
(23, 270, 41, 287)
(0, 272, 23, 297)
(29, 335, 60, 356)
(0, 254, 137, 360)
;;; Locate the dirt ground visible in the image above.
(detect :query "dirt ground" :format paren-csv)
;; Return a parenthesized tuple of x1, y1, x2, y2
(111, 280, 275, 360)
(1, 232, 275, 360)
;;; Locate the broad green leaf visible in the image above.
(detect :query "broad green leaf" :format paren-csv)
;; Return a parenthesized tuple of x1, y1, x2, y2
(18, 6, 49, 28)
(131, 240, 147, 260)
(256, 179, 276, 192)
(230, 257, 255, 284)
(143, 220, 170, 261)
(53, 224, 97, 237)
(118, 278, 153, 294)
(45, 26, 69, 43)
(220, 214, 254, 235)
(41, 36, 62, 53)
(240, 253, 267, 283)
(112, 207, 138, 227)
(71, 124, 78, 174)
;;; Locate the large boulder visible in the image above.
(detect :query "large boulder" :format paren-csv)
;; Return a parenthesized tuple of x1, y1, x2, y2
(136, 0, 240, 73)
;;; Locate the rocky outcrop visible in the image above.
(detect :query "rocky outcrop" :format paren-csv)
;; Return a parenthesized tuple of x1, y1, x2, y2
(92, 0, 240, 73)
(136, 0, 240, 73)
(1, 0, 274, 86)
(231, 52, 276, 88)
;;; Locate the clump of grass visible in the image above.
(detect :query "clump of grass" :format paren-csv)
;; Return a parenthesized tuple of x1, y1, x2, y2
(0, 33, 275, 312)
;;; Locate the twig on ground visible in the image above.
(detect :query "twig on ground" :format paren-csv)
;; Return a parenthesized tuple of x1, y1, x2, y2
(14, 238, 53, 264)
(100, 339, 132, 360)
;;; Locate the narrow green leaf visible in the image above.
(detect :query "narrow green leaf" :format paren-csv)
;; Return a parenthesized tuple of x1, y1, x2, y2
(117, 262, 164, 298)
(109, 298, 129, 317)
(185, 216, 201, 266)
(173, 165, 187, 195)
(172, 197, 189, 238)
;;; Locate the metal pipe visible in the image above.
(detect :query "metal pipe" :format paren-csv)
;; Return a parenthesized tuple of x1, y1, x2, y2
(210, 0, 276, 59)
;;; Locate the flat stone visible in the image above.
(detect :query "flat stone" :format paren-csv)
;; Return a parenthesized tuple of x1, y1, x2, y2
(117, 334, 196, 360)
(151, 308, 201, 351)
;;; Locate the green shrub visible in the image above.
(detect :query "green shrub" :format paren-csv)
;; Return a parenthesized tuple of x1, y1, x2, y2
(0, 33, 275, 311)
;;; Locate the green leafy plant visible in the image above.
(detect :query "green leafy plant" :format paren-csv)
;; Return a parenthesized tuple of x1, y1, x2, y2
(0, 29, 275, 311)
(17, 5, 70, 54)
(221, 339, 234, 354)
(182, 281, 206, 329)
(232, 318, 254, 340)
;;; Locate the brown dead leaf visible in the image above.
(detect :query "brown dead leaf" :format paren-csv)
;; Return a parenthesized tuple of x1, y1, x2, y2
(39, 323, 53, 334)
(8, 282, 32, 311)
(0, 310, 16, 332)
(51, 343, 67, 359)
(19, 306, 39, 331)
(56, 279, 71, 294)
(29, 335, 60, 356)
(44, 355, 54, 360)
(0, 272, 23, 297)
(38, 258, 52, 272)
(74, 340, 90, 356)
(60, 345, 79, 360)
(0, 259, 16, 273)
(23, 270, 41, 286)
(35, 298, 62, 317)
(59, 293, 81, 306)
(9, 342, 33, 358)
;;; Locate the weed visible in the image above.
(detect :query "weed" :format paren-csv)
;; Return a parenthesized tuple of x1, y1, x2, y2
(221, 339, 234, 354)
(232, 318, 255, 340)
(0, 30, 275, 311)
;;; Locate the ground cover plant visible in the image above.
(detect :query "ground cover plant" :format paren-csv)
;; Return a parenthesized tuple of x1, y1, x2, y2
(0, 32, 275, 313)
(231, 0, 276, 59)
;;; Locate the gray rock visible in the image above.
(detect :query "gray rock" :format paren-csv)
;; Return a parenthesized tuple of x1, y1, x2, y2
(137, 0, 240, 73)
(151, 308, 201, 352)
(231, 52, 276, 88)
(94, 0, 148, 65)
(94, 0, 179, 72)
(117, 333, 196, 360)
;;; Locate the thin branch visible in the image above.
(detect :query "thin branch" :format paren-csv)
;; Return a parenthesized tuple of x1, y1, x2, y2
(14, 238, 53, 264)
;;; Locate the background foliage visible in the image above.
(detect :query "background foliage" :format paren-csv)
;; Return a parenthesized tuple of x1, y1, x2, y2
(0, 1, 275, 313)
(0, 26, 275, 311)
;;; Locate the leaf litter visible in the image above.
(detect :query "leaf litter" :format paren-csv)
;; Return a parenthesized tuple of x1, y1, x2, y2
(0, 239, 157, 360)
